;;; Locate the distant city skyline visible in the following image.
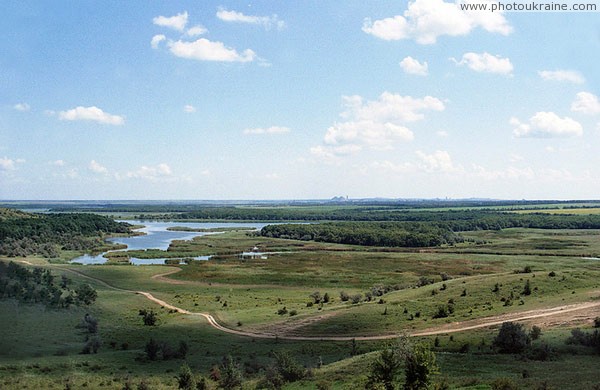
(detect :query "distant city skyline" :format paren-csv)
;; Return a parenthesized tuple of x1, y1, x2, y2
(1, 1, 599, 200)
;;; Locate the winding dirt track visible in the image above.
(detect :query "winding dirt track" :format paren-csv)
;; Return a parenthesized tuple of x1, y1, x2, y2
(62, 266, 600, 341)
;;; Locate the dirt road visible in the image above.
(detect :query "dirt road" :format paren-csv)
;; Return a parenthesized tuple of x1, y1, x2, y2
(62, 265, 600, 341)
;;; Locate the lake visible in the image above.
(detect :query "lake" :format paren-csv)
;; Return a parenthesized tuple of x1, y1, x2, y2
(71, 220, 270, 265)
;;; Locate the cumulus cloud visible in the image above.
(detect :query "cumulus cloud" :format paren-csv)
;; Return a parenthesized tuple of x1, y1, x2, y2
(13, 103, 31, 112)
(151, 34, 166, 49)
(453, 52, 513, 75)
(216, 8, 285, 30)
(89, 160, 108, 174)
(167, 38, 256, 62)
(186, 25, 207, 37)
(416, 150, 458, 173)
(58, 106, 124, 125)
(124, 163, 173, 181)
(183, 105, 196, 113)
(153, 11, 188, 31)
(511, 112, 583, 138)
(400, 56, 428, 76)
(0, 157, 24, 171)
(538, 70, 585, 84)
(313, 92, 444, 158)
(362, 0, 512, 44)
(571, 92, 600, 115)
(243, 126, 290, 135)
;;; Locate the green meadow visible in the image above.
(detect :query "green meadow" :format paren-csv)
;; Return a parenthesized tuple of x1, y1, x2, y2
(1, 206, 600, 389)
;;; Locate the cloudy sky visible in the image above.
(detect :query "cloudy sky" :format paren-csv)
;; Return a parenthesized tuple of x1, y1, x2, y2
(1, 1, 599, 200)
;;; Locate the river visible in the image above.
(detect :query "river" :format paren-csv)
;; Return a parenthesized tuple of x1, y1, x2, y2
(71, 220, 270, 265)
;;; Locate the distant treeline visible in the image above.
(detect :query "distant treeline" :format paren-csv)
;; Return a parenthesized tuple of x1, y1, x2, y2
(0, 210, 130, 257)
(33, 198, 600, 214)
(260, 212, 600, 248)
(170, 208, 600, 225)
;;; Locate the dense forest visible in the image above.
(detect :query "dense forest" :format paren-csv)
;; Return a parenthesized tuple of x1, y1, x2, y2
(260, 212, 600, 247)
(0, 210, 131, 257)
(261, 222, 462, 247)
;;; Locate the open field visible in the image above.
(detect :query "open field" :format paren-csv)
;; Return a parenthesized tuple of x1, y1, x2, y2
(2, 208, 600, 389)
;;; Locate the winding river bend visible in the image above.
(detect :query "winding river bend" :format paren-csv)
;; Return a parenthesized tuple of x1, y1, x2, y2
(71, 220, 270, 265)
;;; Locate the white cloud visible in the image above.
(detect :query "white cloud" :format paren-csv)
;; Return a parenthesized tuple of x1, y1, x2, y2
(89, 160, 108, 174)
(168, 38, 256, 63)
(151, 34, 166, 49)
(124, 163, 173, 181)
(13, 103, 30, 112)
(216, 8, 285, 30)
(436, 130, 449, 137)
(183, 105, 196, 113)
(309, 145, 364, 165)
(416, 150, 458, 173)
(243, 126, 290, 135)
(319, 92, 444, 154)
(186, 25, 207, 37)
(50, 160, 66, 166)
(58, 106, 124, 125)
(571, 92, 600, 115)
(362, 0, 512, 45)
(453, 52, 513, 75)
(538, 70, 585, 84)
(511, 112, 583, 138)
(0, 157, 20, 171)
(399, 56, 428, 76)
(153, 11, 188, 31)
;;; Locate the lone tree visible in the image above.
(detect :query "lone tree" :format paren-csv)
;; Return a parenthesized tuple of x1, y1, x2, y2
(177, 363, 196, 390)
(219, 355, 243, 389)
(366, 347, 401, 390)
(366, 338, 438, 390)
(139, 309, 158, 326)
(402, 343, 438, 390)
(493, 322, 531, 353)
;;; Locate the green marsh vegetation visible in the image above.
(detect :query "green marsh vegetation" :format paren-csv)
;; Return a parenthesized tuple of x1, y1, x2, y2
(1, 204, 600, 388)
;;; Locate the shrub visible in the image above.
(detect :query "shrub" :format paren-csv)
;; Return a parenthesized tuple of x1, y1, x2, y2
(277, 307, 288, 315)
(530, 325, 542, 340)
(522, 280, 532, 296)
(145, 339, 160, 361)
(432, 306, 449, 319)
(491, 377, 519, 390)
(493, 322, 530, 354)
(525, 343, 557, 361)
(177, 364, 196, 390)
(138, 309, 157, 326)
(365, 348, 400, 390)
(339, 291, 350, 302)
(350, 294, 362, 304)
(309, 291, 322, 304)
(273, 351, 306, 382)
(594, 317, 600, 328)
(219, 355, 243, 390)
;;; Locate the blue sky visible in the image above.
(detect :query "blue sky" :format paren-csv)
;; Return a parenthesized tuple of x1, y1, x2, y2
(1, 1, 599, 200)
